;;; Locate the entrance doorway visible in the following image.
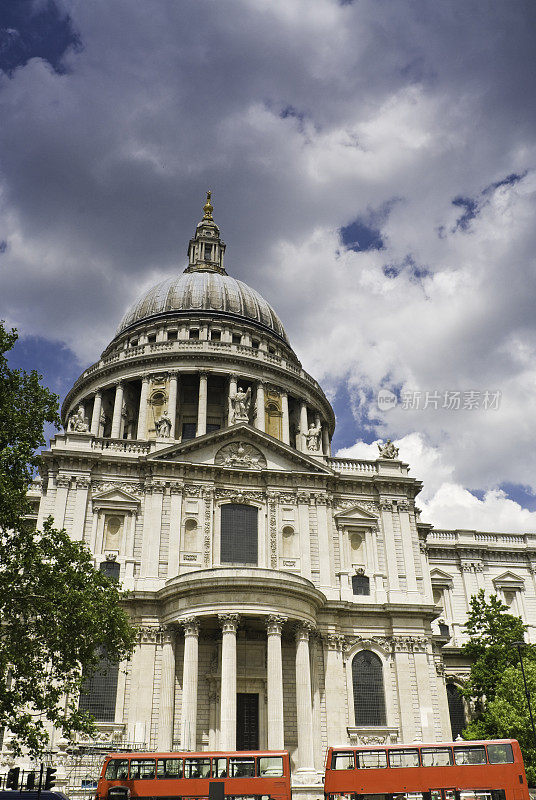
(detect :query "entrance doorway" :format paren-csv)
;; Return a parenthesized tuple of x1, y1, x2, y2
(236, 693, 259, 750)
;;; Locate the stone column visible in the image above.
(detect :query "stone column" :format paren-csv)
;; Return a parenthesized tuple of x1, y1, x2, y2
(197, 372, 207, 436)
(158, 627, 177, 750)
(219, 613, 239, 750)
(281, 391, 290, 445)
(228, 374, 237, 425)
(325, 635, 346, 745)
(91, 391, 102, 436)
(295, 622, 315, 772)
(266, 615, 286, 749)
(322, 424, 330, 455)
(180, 617, 199, 751)
(137, 376, 150, 439)
(111, 382, 124, 438)
(168, 372, 178, 439)
(299, 401, 308, 452)
(255, 381, 266, 432)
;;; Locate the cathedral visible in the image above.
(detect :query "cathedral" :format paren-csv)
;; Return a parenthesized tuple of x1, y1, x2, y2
(21, 195, 536, 798)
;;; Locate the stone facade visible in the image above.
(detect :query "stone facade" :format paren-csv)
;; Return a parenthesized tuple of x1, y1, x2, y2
(8, 196, 536, 798)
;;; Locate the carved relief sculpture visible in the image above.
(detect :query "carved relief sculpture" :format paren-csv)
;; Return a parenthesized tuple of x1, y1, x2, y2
(214, 441, 267, 469)
(305, 420, 322, 451)
(68, 404, 89, 433)
(377, 439, 399, 459)
(155, 410, 172, 438)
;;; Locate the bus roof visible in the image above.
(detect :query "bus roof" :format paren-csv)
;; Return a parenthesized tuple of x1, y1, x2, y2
(103, 750, 289, 758)
(329, 740, 517, 750)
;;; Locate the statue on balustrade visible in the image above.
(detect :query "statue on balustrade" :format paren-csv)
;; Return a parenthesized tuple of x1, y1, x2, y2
(231, 385, 251, 423)
(67, 405, 89, 433)
(377, 438, 399, 459)
(305, 420, 322, 451)
(155, 410, 172, 438)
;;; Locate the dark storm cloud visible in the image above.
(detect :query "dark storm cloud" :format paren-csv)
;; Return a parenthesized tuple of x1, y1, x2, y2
(2, 0, 536, 525)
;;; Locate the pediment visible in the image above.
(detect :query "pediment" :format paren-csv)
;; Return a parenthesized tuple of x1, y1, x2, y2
(146, 423, 335, 475)
(334, 503, 378, 527)
(493, 570, 525, 588)
(430, 568, 454, 587)
(91, 487, 140, 512)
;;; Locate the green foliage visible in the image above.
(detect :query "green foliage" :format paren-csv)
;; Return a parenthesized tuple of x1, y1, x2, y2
(462, 589, 529, 704)
(0, 323, 136, 755)
(464, 663, 536, 785)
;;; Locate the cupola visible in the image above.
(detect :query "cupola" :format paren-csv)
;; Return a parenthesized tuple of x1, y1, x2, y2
(185, 191, 227, 275)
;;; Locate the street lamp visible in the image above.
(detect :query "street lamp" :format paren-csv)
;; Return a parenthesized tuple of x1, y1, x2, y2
(512, 641, 536, 751)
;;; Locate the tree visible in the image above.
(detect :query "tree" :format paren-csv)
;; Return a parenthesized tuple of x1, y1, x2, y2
(464, 663, 536, 785)
(462, 589, 529, 706)
(0, 323, 136, 755)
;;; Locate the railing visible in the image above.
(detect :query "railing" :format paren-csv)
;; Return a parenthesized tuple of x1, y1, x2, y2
(430, 530, 530, 545)
(326, 457, 378, 474)
(90, 437, 151, 454)
(71, 339, 325, 397)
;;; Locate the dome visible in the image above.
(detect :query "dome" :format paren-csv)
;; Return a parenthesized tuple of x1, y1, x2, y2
(116, 271, 289, 343)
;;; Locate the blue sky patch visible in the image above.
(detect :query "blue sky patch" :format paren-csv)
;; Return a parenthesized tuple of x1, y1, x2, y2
(0, 0, 81, 76)
(341, 218, 384, 252)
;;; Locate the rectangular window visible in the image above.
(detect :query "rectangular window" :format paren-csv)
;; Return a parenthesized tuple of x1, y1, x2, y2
(214, 758, 227, 778)
(207, 423, 220, 433)
(258, 757, 284, 777)
(220, 503, 258, 565)
(421, 748, 453, 767)
(147, 334, 156, 343)
(167, 330, 178, 341)
(157, 759, 183, 779)
(204, 244, 212, 261)
(232, 333, 242, 345)
(182, 422, 197, 441)
(228, 758, 256, 778)
(189, 329, 199, 339)
(454, 747, 487, 766)
(356, 794, 389, 800)
(356, 751, 387, 769)
(460, 793, 495, 800)
(332, 752, 355, 770)
(104, 760, 129, 780)
(487, 743, 514, 764)
(129, 760, 156, 780)
(184, 758, 211, 778)
(252, 340, 260, 350)
(388, 749, 420, 768)
(210, 330, 221, 341)
(78, 650, 118, 722)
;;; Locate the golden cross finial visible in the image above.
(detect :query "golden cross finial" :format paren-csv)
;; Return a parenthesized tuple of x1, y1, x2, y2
(203, 190, 213, 220)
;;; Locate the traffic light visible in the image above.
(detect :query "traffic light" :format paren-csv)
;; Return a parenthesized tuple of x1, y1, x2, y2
(44, 766, 57, 790)
(26, 771, 36, 790)
(6, 767, 20, 789)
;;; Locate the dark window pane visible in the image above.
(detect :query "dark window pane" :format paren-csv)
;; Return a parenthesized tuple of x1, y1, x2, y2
(352, 650, 386, 726)
(157, 759, 183, 778)
(79, 650, 118, 722)
(184, 758, 210, 778)
(207, 423, 220, 433)
(182, 422, 197, 441)
(487, 744, 513, 764)
(447, 683, 466, 739)
(99, 560, 120, 581)
(129, 760, 155, 779)
(454, 746, 487, 765)
(220, 503, 258, 565)
(229, 758, 255, 777)
(105, 760, 129, 780)
(352, 574, 370, 595)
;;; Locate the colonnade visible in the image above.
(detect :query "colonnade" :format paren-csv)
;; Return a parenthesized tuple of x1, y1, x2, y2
(158, 615, 316, 771)
(85, 371, 331, 455)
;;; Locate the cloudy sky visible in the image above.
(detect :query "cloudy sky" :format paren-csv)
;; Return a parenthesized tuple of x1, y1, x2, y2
(2, 0, 536, 531)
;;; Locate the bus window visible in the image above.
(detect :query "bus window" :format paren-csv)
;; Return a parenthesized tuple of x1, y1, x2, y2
(229, 757, 255, 777)
(184, 758, 211, 778)
(258, 756, 284, 777)
(357, 794, 389, 800)
(454, 747, 487, 766)
(157, 758, 183, 778)
(332, 753, 355, 770)
(388, 750, 420, 768)
(356, 751, 387, 769)
(214, 757, 227, 777)
(104, 760, 129, 780)
(129, 760, 156, 780)
(460, 792, 494, 800)
(487, 744, 514, 764)
(421, 748, 453, 767)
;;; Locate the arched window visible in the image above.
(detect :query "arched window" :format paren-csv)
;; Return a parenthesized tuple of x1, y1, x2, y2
(352, 573, 370, 595)
(220, 504, 258, 565)
(79, 650, 119, 722)
(352, 650, 386, 726)
(447, 683, 466, 739)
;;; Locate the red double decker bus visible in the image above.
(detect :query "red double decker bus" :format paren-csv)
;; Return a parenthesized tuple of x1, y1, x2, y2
(97, 750, 291, 800)
(324, 740, 529, 800)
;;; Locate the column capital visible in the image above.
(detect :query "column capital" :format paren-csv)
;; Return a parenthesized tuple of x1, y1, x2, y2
(94, 389, 102, 398)
(266, 614, 287, 636)
(218, 612, 240, 633)
(180, 616, 200, 636)
(142, 374, 151, 384)
(295, 621, 315, 642)
(199, 371, 208, 379)
(325, 633, 345, 652)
